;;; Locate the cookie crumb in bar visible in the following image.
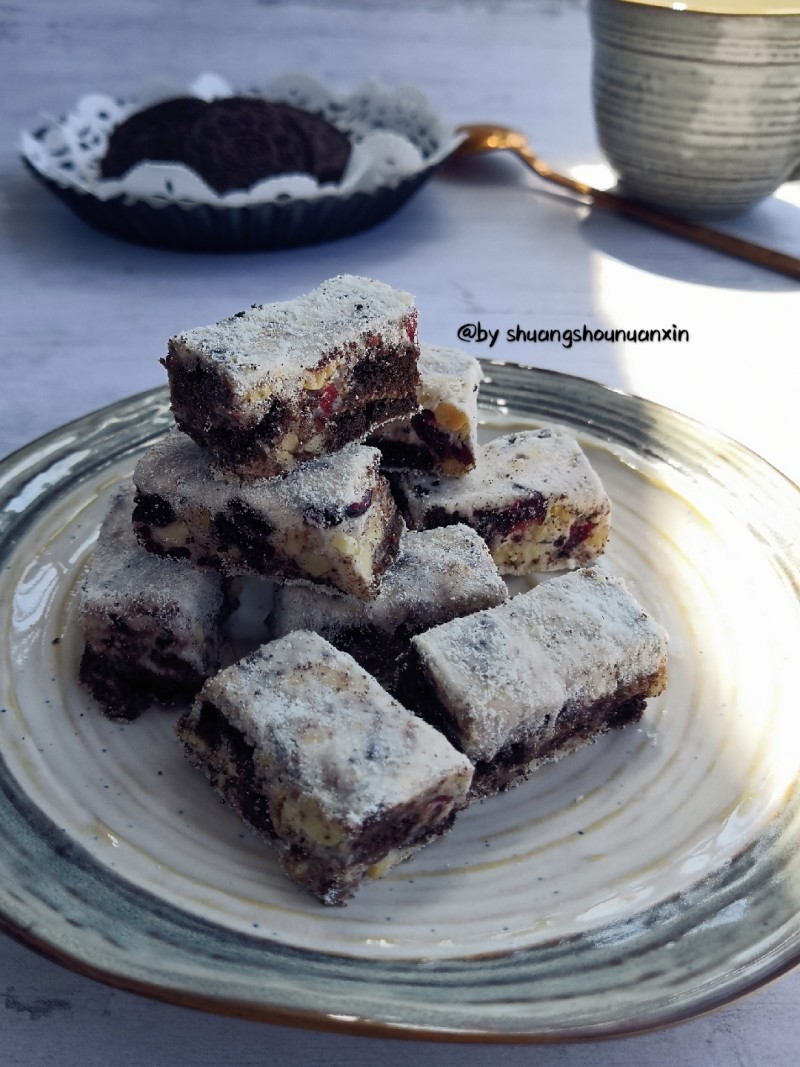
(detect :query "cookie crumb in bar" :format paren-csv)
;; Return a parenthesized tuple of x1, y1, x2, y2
(132, 429, 403, 600)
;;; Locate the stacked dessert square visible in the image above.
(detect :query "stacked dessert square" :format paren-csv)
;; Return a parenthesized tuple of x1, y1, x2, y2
(78, 274, 668, 905)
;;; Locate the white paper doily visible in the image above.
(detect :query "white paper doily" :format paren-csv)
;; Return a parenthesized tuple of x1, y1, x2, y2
(21, 73, 462, 210)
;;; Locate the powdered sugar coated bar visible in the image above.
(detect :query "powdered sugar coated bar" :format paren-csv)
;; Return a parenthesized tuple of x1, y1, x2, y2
(390, 428, 611, 573)
(132, 430, 402, 599)
(79, 482, 227, 721)
(163, 274, 420, 479)
(176, 632, 474, 905)
(405, 568, 668, 797)
(369, 343, 481, 475)
(270, 524, 508, 688)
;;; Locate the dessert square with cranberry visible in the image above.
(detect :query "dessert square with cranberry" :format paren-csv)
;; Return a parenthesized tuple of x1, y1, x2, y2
(79, 482, 227, 721)
(132, 429, 402, 600)
(270, 524, 508, 689)
(163, 274, 420, 479)
(368, 343, 481, 476)
(176, 632, 473, 905)
(390, 428, 611, 573)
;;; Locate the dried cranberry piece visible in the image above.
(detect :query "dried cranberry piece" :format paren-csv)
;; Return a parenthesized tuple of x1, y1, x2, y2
(411, 410, 474, 467)
(404, 312, 418, 345)
(303, 487, 373, 528)
(344, 488, 373, 517)
(318, 382, 338, 417)
(561, 519, 597, 554)
(475, 493, 547, 539)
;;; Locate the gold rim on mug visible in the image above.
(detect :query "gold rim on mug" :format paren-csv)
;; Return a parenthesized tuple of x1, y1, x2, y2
(618, 0, 800, 15)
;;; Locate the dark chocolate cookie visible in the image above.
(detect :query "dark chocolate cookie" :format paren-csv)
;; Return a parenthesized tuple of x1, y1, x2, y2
(184, 98, 351, 193)
(100, 95, 351, 193)
(298, 106, 353, 184)
(99, 97, 206, 179)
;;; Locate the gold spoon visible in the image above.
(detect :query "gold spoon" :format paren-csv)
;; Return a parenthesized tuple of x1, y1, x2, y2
(455, 124, 800, 283)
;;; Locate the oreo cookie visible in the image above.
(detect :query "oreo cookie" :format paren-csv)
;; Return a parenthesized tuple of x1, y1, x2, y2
(100, 97, 206, 180)
(100, 96, 351, 193)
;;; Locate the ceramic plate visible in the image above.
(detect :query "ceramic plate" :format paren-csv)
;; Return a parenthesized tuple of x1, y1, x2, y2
(1, 363, 799, 1041)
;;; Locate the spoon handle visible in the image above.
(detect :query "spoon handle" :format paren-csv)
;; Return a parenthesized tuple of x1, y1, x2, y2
(482, 134, 800, 283)
(588, 186, 800, 283)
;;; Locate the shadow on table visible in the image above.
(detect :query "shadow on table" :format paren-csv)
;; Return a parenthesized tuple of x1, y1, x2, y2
(440, 151, 799, 293)
(437, 151, 581, 213)
(576, 194, 799, 292)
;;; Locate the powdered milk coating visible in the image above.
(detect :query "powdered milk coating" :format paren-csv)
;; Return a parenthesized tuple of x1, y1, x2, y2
(398, 427, 604, 518)
(412, 568, 668, 763)
(392, 428, 612, 572)
(271, 525, 508, 638)
(169, 275, 414, 402)
(414, 344, 482, 414)
(134, 429, 378, 518)
(196, 632, 473, 825)
(81, 482, 224, 670)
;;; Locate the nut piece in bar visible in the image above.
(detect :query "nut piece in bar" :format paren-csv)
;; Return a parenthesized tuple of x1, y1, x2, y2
(176, 632, 474, 905)
(163, 274, 420, 479)
(132, 430, 403, 600)
(271, 525, 508, 690)
(368, 343, 482, 475)
(405, 568, 668, 798)
(390, 428, 611, 573)
(79, 483, 227, 721)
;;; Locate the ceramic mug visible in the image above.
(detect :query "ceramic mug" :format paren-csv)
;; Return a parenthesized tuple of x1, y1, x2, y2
(590, 0, 800, 217)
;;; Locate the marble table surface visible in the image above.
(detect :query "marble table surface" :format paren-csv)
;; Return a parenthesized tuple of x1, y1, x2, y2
(2, 1, 798, 1063)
